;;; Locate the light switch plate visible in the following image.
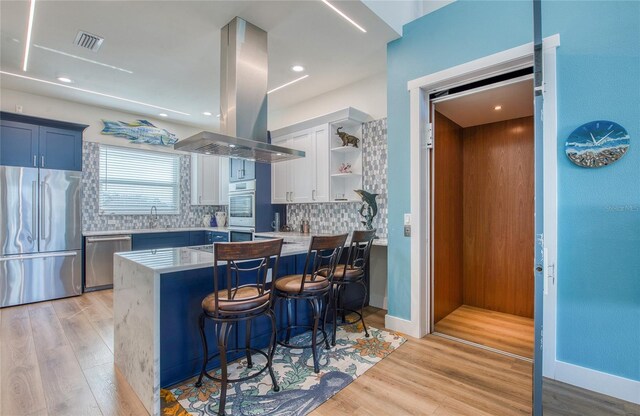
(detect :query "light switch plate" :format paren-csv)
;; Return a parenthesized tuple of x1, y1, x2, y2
(404, 213, 411, 225)
(404, 225, 411, 237)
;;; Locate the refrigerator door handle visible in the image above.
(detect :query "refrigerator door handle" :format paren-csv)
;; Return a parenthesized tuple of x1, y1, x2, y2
(0, 251, 78, 262)
(32, 180, 37, 236)
(40, 181, 47, 241)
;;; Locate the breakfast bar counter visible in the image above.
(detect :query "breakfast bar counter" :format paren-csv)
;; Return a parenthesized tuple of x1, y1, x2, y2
(113, 242, 309, 415)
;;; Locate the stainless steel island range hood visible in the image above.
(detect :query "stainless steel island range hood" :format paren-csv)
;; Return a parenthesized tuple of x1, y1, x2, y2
(174, 17, 304, 163)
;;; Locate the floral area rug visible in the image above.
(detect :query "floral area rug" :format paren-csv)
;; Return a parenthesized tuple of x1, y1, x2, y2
(161, 323, 406, 416)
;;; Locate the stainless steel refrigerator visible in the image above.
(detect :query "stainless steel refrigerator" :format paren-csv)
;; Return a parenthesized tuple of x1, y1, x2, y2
(0, 166, 82, 307)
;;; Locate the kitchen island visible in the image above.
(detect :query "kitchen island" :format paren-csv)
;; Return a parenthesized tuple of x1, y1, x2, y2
(113, 242, 309, 415)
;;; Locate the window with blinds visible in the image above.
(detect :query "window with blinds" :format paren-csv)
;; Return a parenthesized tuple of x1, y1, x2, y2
(99, 145, 180, 214)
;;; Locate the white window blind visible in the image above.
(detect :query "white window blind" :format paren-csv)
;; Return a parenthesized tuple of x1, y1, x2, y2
(99, 145, 180, 214)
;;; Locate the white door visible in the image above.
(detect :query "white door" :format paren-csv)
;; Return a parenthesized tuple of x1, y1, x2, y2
(290, 130, 314, 203)
(271, 134, 291, 204)
(312, 124, 329, 202)
(199, 155, 218, 205)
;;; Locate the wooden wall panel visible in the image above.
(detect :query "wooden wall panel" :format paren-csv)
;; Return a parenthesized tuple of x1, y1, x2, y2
(462, 116, 534, 318)
(433, 111, 464, 323)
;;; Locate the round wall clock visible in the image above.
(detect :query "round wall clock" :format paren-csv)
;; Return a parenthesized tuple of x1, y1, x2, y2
(565, 120, 630, 168)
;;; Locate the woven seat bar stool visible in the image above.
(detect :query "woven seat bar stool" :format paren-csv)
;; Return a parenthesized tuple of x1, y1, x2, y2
(274, 234, 348, 373)
(322, 230, 376, 346)
(195, 238, 284, 416)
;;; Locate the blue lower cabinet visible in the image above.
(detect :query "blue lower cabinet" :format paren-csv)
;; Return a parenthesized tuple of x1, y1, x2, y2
(131, 231, 191, 250)
(189, 231, 205, 246)
(206, 231, 229, 244)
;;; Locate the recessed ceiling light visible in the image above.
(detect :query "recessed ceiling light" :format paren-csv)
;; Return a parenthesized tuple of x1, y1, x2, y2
(57, 76, 72, 83)
(229, 144, 236, 148)
(267, 74, 310, 94)
(203, 112, 212, 116)
(217, 114, 221, 118)
(291, 65, 304, 72)
(494, 105, 502, 111)
(0, 71, 190, 115)
(321, 0, 367, 33)
(22, 0, 36, 71)
(276, 153, 282, 156)
(159, 113, 168, 117)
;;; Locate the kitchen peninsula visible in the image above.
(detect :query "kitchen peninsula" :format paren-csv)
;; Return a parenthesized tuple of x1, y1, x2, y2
(113, 241, 311, 415)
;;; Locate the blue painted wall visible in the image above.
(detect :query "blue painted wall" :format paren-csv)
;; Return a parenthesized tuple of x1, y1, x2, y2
(386, 0, 533, 319)
(543, 0, 640, 381)
(387, 1, 639, 380)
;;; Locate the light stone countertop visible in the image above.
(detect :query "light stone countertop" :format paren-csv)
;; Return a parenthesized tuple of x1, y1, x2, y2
(83, 226, 229, 237)
(254, 231, 388, 247)
(115, 241, 309, 274)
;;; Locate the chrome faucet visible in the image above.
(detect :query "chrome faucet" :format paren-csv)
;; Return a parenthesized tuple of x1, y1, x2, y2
(150, 205, 159, 228)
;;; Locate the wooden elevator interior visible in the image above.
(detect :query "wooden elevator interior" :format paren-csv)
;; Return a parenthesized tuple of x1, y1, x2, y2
(432, 105, 535, 357)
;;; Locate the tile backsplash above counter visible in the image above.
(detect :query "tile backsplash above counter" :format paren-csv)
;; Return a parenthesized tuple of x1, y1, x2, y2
(82, 142, 226, 232)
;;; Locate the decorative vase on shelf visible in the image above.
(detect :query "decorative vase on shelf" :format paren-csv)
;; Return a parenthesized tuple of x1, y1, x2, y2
(202, 214, 213, 227)
(215, 211, 227, 227)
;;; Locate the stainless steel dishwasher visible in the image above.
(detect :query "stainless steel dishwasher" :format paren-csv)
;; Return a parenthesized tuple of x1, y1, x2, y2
(85, 235, 132, 291)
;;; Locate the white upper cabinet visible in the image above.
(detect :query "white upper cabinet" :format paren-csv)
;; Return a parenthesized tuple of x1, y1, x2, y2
(191, 154, 229, 205)
(271, 125, 329, 204)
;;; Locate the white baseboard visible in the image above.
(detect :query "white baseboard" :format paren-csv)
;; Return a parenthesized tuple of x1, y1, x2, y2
(554, 360, 640, 405)
(385, 314, 418, 338)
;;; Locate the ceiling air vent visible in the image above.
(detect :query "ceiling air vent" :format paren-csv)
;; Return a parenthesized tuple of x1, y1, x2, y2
(74, 30, 104, 52)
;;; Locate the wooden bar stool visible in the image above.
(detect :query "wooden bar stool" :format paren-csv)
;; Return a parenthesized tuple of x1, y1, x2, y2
(195, 238, 283, 416)
(323, 230, 376, 346)
(274, 234, 348, 373)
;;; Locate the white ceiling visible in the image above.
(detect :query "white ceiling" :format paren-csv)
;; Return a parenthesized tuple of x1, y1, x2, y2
(434, 79, 534, 128)
(0, 1, 400, 129)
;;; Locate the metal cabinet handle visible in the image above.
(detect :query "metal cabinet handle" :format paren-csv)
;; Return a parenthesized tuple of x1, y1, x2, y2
(41, 155, 45, 168)
(86, 236, 132, 243)
(312, 190, 316, 201)
(33, 155, 37, 167)
(199, 195, 202, 204)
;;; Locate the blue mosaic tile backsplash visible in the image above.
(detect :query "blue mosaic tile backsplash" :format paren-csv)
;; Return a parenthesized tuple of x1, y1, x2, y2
(286, 118, 388, 238)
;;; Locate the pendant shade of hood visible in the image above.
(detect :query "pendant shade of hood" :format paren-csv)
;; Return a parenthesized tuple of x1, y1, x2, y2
(174, 17, 304, 163)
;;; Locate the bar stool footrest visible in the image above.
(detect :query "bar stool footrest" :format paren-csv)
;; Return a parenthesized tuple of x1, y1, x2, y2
(199, 347, 271, 384)
(277, 325, 328, 349)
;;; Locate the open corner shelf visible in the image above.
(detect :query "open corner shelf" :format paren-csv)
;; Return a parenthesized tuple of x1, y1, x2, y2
(330, 145, 361, 153)
(331, 173, 362, 178)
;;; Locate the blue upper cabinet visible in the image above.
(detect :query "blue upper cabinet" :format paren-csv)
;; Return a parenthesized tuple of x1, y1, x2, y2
(0, 112, 87, 171)
(39, 126, 83, 171)
(229, 158, 255, 182)
(0, 120, 39, 168)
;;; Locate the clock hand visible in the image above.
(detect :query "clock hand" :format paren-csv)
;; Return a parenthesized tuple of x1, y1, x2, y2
(596, 130, 614, 145)
(589, 132, 597, 144)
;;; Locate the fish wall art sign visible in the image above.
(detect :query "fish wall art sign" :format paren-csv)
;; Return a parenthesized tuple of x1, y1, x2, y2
(565, 120, 630, 168)
(101, 120, 178, 146)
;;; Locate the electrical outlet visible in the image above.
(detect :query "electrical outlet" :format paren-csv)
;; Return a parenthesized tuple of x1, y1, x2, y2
(404, 213, 411, 225)
(404, 225, 411, 237)
(15, 105, 23, 113)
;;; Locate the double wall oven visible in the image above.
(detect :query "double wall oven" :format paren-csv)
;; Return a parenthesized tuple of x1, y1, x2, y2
(228, 180, 255, 242)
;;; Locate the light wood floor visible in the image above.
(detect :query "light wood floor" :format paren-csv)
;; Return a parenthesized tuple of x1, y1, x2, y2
(434, 305, 534, 359)
(1, 291, 637, 416)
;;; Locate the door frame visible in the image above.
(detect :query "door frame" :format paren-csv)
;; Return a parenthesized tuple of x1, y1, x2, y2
(402, 35, 559, 378)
